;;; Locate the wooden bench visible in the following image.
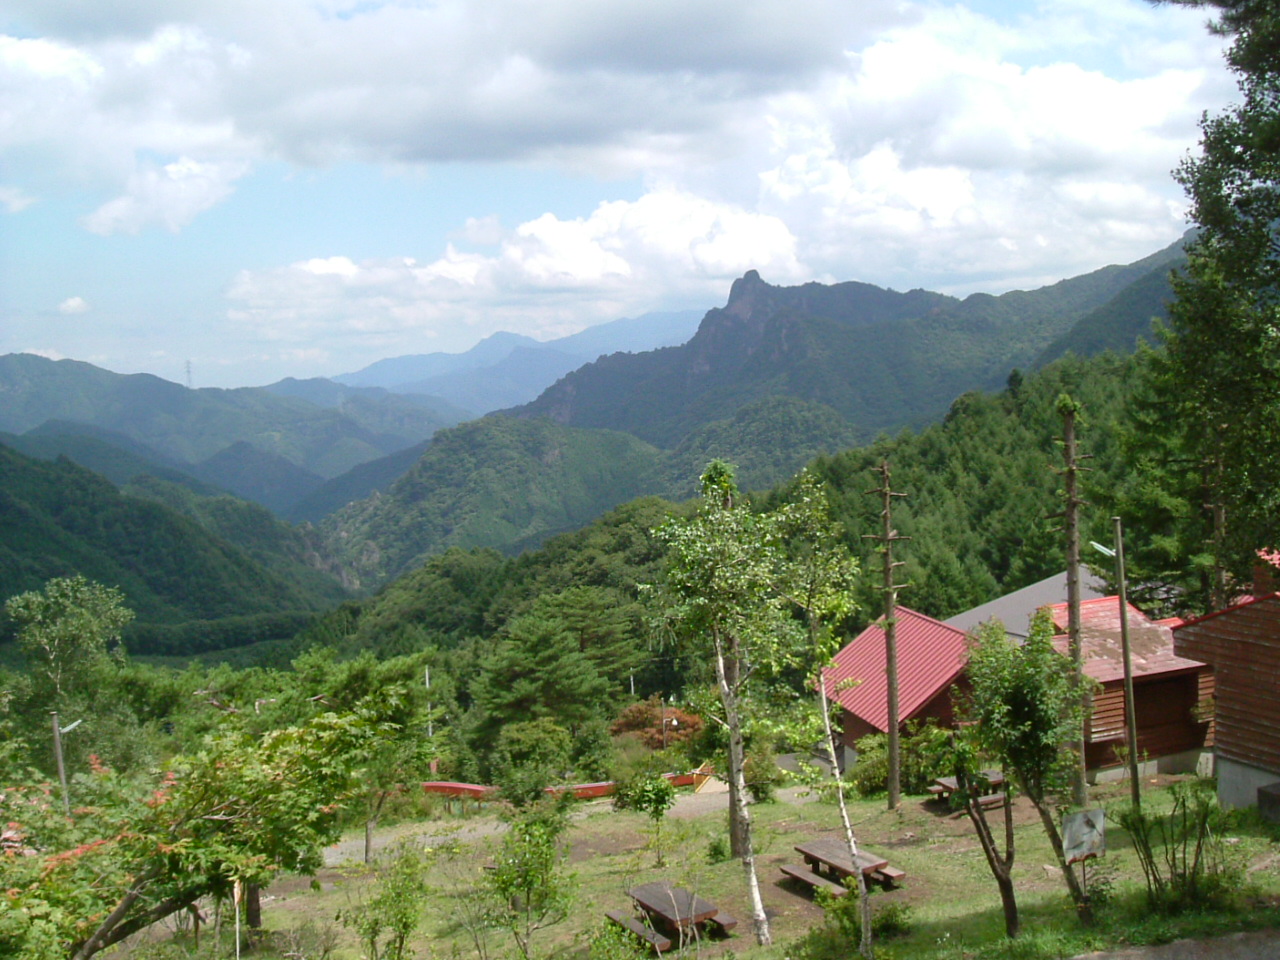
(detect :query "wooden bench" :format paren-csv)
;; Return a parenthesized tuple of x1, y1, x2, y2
(606, 910, 671, 952)
(931, 787, 1005, 809)
(706, 911, 738, 935)
(780, 864, 849, 898)
(871, 865, 906, 888)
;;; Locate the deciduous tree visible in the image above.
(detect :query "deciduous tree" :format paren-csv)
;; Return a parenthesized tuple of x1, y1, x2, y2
(655, 460, 803, 946)
(961, 612, 1093, 922)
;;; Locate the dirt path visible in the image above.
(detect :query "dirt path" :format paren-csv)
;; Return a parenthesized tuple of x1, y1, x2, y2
(1078, 928, 1280, 960)
(323, 778, 816, 865)
(322, 778, 757, 870)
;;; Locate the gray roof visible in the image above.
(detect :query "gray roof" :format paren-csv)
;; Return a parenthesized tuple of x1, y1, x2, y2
(944, 570, 1107, 639)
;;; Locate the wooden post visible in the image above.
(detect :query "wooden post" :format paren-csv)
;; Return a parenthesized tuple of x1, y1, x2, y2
(1113, 517, 1142, 811)
(51, 712, 70, 817)
(1059, 398, 1089, 808)
(864, 461, 909, 810)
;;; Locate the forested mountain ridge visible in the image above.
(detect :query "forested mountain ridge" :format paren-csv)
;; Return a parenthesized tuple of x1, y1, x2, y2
(318, 416, 668, 589)
(0, 353, 466, 489)
(0, 443, 349, 654)
(510, 240, 1186, 447)
(297, 352, 1134, 687)
(316, 396, 862, 588)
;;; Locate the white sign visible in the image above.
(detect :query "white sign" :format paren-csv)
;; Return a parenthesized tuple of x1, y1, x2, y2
(1063, 809, 1105, 864)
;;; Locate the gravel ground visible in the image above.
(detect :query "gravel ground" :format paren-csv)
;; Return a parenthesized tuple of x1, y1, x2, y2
(323, 777, 762, 866)
(326, 781, 1279, 958)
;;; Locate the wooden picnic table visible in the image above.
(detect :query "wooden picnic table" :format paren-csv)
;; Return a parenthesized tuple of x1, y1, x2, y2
(930, 770, 1005, 798)
(627, 881, 720, 931)
(793, 837, 889, 879)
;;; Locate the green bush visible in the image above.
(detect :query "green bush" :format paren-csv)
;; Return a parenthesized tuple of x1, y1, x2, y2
(816, 884, 913, 944)
(1118, 780, 1248, 915)
(744, 747, 785, 803)
(706, 833, 731, 864)
(851, 720, 951, 796)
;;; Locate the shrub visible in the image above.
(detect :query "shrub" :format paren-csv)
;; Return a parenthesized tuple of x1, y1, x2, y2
(1119, 779, 1247, 915)
(744, 747, 785, 803)
(706, 833, 731, 864)
(851, 720, 951, 796)
(816, 884, 913, 944)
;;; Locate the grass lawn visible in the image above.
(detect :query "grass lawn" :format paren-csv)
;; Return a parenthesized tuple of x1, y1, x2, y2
(132, 775, 1280, 959)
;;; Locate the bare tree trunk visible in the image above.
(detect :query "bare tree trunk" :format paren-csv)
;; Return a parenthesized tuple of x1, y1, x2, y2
(1061, 401, 1089, 808)
(1030, 796, 1093, 924)
(722, 650, 749, 859)
(817, 685, 874, 958)
(245, 883, 261, 930)
(714, 637, 771, 946)
(866, 461, 908, 812)
(958, 769, 1018, 938)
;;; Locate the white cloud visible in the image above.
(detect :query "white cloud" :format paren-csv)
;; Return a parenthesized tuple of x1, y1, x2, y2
(0, 0, 1244, 385)
(0, 186, 36, 212)
(747, 1, 1228, 289)
(57, 296, 90, 314)
(227, 188, 804, 348)
(81, 156, 250, 234)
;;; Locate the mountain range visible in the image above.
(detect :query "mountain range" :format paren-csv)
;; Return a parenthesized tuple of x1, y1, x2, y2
(510, 241, 1184, 446)
(334, 309, 705, 414)
(0, 238, 1185, 627)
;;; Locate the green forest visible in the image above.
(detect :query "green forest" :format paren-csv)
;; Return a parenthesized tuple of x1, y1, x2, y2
(5, 2, 1280, 957)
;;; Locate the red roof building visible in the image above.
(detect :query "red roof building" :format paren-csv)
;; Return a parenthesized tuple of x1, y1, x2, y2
(1045, 598, 1213, 776)
(823, 597, 1213, 780)
(821, 607, 970, 747)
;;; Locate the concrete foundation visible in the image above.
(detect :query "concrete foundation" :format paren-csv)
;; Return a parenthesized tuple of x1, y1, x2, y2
(1215, 755, 1280, 809)
(1087, 748, 1214, 785)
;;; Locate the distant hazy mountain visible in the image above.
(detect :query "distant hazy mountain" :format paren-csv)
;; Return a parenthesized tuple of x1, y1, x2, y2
(286, 438, 432, 525)
(0, 354, 468, 513)
(334, 310, 704, 413)
(510, 241, 1187, 447)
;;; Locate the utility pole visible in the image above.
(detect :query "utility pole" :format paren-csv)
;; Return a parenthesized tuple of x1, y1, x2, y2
(1057, 396, 1089, 807)
(1111, 518, 1141, 810)
(864, 460, 910, 810)
(1092, 521, 1141, 811)
(50, 712, 82, 816)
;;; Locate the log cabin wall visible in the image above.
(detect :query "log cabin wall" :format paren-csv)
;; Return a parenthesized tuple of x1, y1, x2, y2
(1175, 594, 1280, 781)
(1084, 670, 1212, 771)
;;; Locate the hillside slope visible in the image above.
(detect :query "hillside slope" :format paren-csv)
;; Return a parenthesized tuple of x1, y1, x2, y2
(0, 443, 347, 654)
(511, 242, 1185, 447)
(0, 354, 463, 482)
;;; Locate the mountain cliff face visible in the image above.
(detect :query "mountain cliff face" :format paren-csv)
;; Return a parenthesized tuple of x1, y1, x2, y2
(510, 242, 1186, 447)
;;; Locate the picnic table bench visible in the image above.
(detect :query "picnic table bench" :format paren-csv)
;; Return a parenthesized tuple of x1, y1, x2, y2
(622, 880, 736, 947)
(785, 837, 906, 892)
(606, 909, 672, 952)
(929, 772, 1007, 811)
(780, 862, 850, 897)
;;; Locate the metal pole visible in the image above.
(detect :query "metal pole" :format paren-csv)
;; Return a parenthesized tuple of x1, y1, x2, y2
(1113, 517, 1141, 810)
(51, 711, 70, 817)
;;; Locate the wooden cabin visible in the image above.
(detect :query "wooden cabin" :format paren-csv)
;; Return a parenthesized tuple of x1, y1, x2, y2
(1045, 599, 1213, 781)
(824, 595, 1213, 781)
(1174, 593, 1280, 807)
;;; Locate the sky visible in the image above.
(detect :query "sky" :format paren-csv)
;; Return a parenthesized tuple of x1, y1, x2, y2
(0, 0, 1237, 388)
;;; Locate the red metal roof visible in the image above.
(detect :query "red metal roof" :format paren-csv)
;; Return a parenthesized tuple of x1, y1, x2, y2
(821, 607, 970, 733)
(1046, 597, 1204, 684)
